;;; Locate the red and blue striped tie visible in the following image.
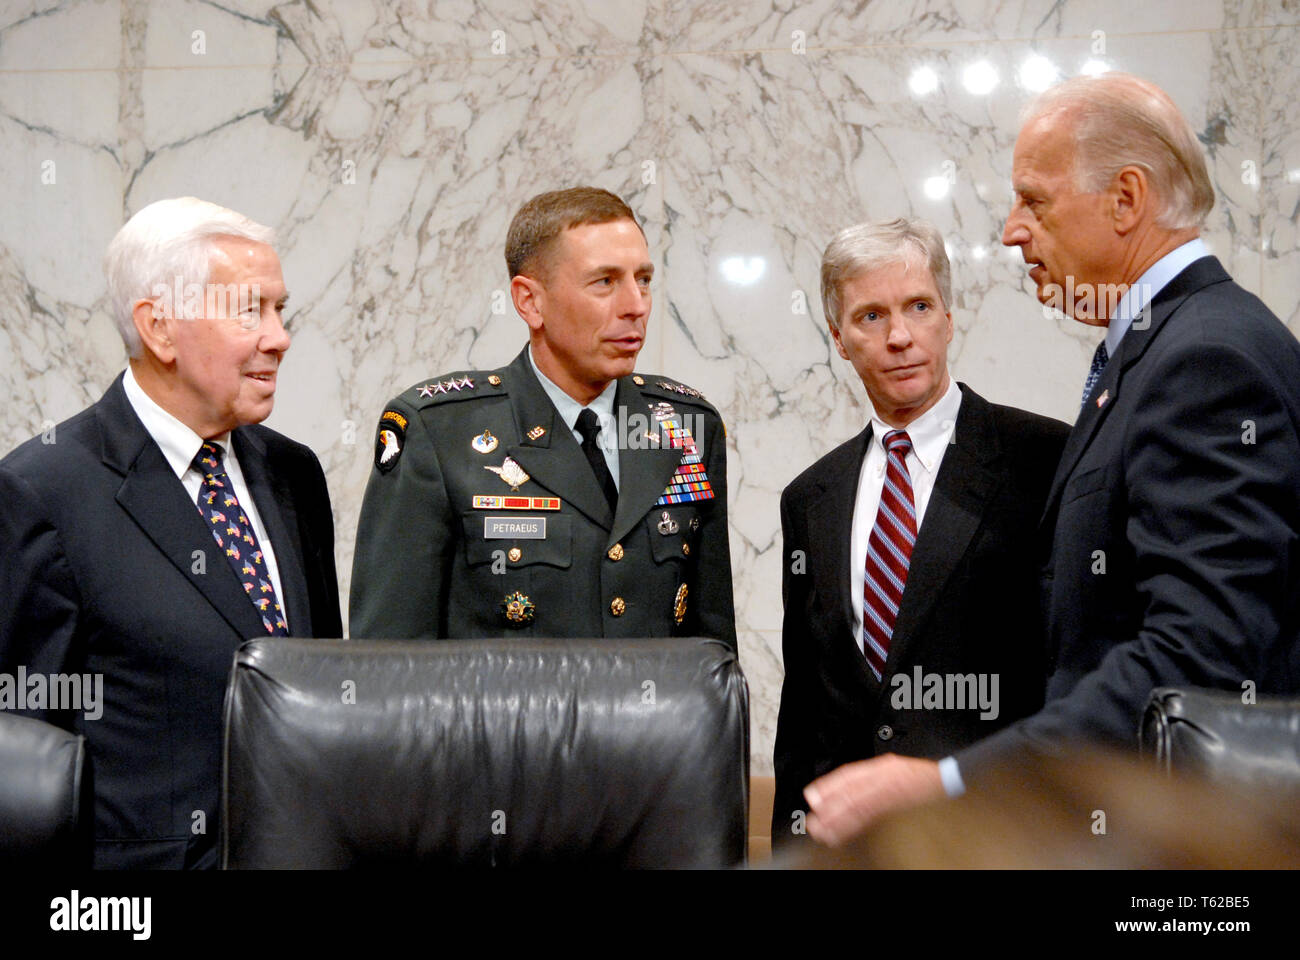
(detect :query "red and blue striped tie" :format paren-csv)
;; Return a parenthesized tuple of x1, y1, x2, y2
(862, 430, 916, 680)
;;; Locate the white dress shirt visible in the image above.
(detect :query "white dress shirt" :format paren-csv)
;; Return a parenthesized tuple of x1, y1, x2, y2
(122, 366, 288, 625)
(527, 345, 620, 490)
(849, 377, 962, 652)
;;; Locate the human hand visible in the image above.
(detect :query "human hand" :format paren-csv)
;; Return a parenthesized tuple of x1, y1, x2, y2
(804, 754, 945, 846)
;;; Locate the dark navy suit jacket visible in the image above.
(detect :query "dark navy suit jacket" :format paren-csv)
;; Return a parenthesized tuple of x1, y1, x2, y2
(958, 256, 1300, 780)
(0, 374, 341, 868)
(773, 383, 1069, 843)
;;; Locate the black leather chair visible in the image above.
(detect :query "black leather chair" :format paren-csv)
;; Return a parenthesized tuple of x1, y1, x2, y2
(1141, 686, 1300, 791)
(222, 636, 748, 868)
(0, 712, 86, 864)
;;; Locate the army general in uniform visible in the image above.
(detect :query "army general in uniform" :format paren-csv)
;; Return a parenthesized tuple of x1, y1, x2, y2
(350, 187, 736, 647)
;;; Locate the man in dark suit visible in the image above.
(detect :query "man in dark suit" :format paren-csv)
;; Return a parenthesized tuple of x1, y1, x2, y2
(0, 197, 341, 868)
(350, 187, 735, 646)
(772, 217, 1069, 846)
(802, 73, 1300, 846)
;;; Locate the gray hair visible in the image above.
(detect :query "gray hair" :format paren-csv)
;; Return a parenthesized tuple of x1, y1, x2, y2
(820, 217, 952, 329)
(103, 197, 275, 357)
(1022, 72, 1214, 231)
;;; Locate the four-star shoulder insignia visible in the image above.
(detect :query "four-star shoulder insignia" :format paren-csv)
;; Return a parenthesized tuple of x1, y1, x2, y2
(655, 379, 706, 400)
(637, 375, 709, 402)
(407, 371, 505, 407)
(420, 377, 470, 395)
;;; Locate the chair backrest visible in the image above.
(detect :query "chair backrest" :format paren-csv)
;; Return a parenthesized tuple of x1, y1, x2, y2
(0, 712, 85, 863)
(222, 636, 749, 868)
(1141, 686, 1300, 790)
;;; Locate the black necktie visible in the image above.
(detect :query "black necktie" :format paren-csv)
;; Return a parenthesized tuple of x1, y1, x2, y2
(575, 408, 618, 511)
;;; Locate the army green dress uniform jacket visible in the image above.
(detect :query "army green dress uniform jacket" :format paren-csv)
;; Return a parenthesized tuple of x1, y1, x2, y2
(350, 346, 737, 648)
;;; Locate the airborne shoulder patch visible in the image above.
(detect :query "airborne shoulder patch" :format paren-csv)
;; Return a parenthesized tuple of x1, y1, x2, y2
(375, 409, 407, 473)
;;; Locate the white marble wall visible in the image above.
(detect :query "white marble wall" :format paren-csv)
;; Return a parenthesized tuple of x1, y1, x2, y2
(3, 0, 1298, 774)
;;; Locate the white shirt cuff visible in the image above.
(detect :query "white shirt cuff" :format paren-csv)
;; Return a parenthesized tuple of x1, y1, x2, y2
(937, 756, 966, 797)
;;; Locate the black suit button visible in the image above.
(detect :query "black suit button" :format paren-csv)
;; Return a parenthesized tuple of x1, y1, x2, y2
(876, 724, 894, 741)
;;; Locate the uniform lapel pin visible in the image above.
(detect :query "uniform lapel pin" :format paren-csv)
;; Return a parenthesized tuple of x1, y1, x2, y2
(484, 456, 530, 491)
(657, 511, 679, 535)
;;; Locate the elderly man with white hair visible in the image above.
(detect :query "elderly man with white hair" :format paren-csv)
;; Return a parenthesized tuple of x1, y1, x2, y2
(0, 197, 341, 869)
(802, 72, 1300, 846)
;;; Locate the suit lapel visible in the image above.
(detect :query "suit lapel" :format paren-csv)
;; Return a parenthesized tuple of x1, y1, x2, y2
(233, 428, 312, 635)
(609, 376, 688, 548)
(97, 377, 267, 641)
(887, 384, 999, 667)
(808, 425, 876, 691)
(1040, 256, 1231, 527)
(500, 348, 614, 530)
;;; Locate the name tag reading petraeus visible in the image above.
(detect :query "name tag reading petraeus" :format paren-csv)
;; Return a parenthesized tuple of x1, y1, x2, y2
(484, 516, 547, 539)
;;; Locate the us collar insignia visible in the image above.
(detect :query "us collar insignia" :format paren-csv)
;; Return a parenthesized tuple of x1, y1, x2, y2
(484, 456, 530, 491)
(526, 425, 546, 441)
